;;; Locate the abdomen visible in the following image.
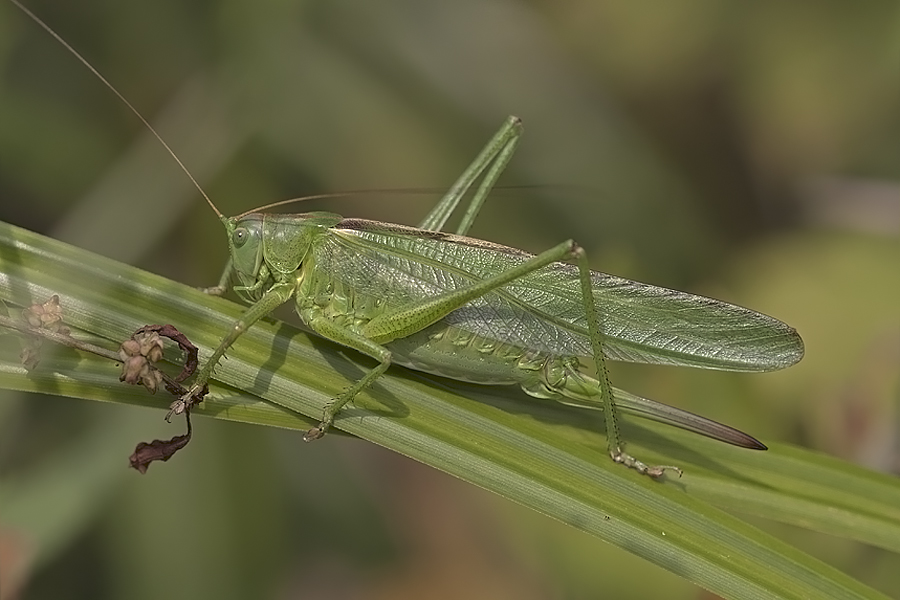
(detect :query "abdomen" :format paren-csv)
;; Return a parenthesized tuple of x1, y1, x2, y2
(385, 322, 541, 385)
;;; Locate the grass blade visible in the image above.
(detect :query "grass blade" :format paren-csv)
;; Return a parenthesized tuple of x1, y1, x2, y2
(0, 220, 895, 599)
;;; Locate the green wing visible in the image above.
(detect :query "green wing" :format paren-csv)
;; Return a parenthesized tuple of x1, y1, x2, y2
(317, 219, 803, 372)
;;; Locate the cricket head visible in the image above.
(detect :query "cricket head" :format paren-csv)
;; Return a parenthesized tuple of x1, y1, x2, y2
(223, 211, 344, 302)
(223, 214, 265, 296)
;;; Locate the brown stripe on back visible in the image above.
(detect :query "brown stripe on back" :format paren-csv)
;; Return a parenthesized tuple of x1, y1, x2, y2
(336, 218, 533, 257)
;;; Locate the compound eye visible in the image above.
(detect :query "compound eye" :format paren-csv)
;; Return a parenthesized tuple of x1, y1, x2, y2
(232, 227, 249, 248)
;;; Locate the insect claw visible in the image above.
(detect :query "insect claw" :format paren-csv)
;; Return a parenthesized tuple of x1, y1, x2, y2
(611, 450, 682, 479)
(200, 285, 228, 296)
(165, 399, 187, 422)
(303, 425, 327, 442)
(166, 383, 207, 422)
(647, 465, 682, 478)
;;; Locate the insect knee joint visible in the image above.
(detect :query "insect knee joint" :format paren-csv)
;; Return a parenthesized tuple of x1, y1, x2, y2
(568, 241, 585, 259)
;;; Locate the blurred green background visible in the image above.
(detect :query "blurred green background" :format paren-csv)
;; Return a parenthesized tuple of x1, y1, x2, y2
(0, 0, 897, 598)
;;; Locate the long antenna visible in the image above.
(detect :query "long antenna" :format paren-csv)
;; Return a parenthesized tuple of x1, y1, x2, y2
(234, 187, 470, 219)
(234, 184, 554, 219)
(9, 0, 224, 219)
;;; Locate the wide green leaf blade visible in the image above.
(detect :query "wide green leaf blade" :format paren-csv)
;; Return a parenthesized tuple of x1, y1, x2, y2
(0, 220, 896, 599)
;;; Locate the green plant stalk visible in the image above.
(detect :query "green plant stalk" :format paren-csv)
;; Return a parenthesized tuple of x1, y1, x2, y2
(0, 219, 897, 599)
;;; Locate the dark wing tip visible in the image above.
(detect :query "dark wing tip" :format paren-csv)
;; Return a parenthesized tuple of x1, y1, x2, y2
(702, 421, 768, 450)
(738, 434, 768, 451)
